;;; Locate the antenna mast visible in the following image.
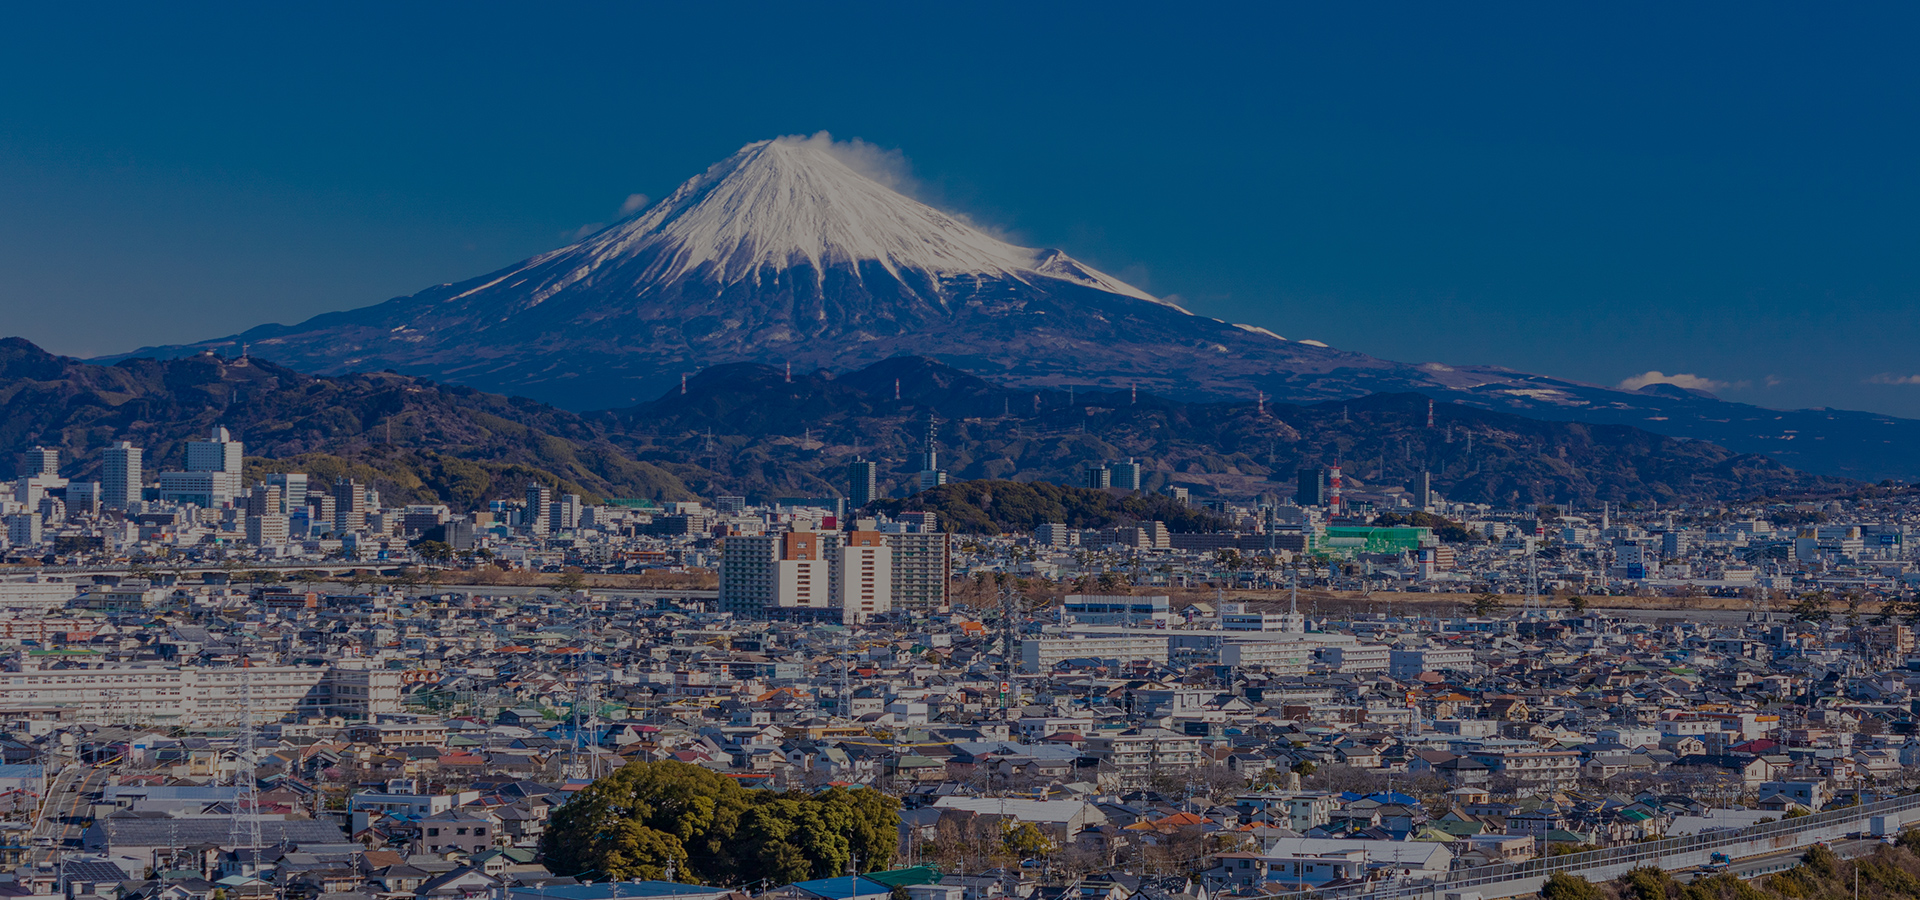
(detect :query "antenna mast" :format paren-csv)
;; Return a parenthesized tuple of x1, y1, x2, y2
(231, 667, 263, 853)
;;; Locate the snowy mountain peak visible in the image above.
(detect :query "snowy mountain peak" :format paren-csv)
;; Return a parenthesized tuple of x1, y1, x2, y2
(554, 135, 1183, 310)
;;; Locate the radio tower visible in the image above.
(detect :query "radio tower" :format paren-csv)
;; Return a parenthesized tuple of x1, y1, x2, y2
(1524, 528, 1543, 617)
(1000, 584, 1019, 714)
(231, 667, 263, 852)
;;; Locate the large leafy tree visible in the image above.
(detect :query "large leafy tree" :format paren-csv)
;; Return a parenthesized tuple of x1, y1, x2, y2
(542, 761, 899, 885)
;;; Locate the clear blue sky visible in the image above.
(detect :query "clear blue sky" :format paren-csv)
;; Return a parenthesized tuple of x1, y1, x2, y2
(4, 3, 1919, 415)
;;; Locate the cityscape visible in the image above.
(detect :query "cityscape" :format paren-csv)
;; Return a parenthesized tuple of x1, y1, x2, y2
(5, 8, 1920, 900)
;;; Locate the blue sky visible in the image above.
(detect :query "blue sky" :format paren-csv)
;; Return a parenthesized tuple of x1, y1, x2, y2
(4, 3, 1920, 415)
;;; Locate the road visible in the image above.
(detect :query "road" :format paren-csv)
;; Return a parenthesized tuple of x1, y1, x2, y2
(1679, 838, 1882, 884)
(30, 759, 111, 867)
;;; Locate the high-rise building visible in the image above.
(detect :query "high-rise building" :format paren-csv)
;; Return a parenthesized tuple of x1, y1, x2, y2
(714, 495, 747, 515)
(829, 530, 892, 623)
(549, 493, 583, 532)
(22, 447, 58, 478)
(247, 484, 283, 517)
(332, 478, 367, 533)
(5, 514, 41, 548)
(847, 459, 878, 508)
(67, 482, 100, 516)
(718, 529, 836, 620)
(1085, 464, 1112, 490)
(1108, 458, 1143, 491)
(885, 531, 951, 611)
(1296, 467, 1326, 507)
(525, 484, 552, 534)
(186, 426, 244, 474)
(101, 442, 143, 510)
(1414, 470, 1433, 510)
(266, 473, 308, 513)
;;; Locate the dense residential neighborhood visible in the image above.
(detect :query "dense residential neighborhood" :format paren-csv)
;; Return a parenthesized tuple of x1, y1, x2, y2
(2, 431, 1920, 900)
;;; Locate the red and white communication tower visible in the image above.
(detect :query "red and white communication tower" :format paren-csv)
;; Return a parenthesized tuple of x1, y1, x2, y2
(1327, 465, 1344, 515)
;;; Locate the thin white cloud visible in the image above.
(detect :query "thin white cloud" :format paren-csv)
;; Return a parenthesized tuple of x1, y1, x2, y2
(1867, 373, 1920, 385)
(774, 131, 1028, 245)
(1618, 371, 1732, 393)
(618, 193, 651, 216)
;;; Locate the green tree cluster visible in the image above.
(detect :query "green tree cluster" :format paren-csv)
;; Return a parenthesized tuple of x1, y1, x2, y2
(541, 761, 899, 886)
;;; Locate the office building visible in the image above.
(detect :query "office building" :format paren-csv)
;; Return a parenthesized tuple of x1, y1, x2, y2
(1108, 458, 1143, 491)
(266, 473, 308, 513)
(1296, 467, 1326, 507)
(714, 495, 746, 514)
(847, 459, 878, 508)
(333, 478, 368, 533)
(247, 484, 283, 518)
(100, 442, 143, 510)
(246, 514, 290, 546)
(549, 493, 583, 532)
(1085, 464, 1112, 489)
(21, 448, 57, 478)
(185, 426, 243, 475)
(66, 482, 99, 516)
(4, 515, 40, 548)
(524, 484, 552, 534)
(157, 471, 241, 508)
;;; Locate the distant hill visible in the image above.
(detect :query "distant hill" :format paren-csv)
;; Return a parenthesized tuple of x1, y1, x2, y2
(0, 338, 1852, 512)
(0, 338, 693, 507)
(869, 480, 1231, 535)
(604, 356, 1855, 507)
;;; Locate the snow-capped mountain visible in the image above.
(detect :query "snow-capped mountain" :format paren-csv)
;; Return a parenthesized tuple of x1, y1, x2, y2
(114, 136, 1920, 480)
(125, 136, 1437, 406)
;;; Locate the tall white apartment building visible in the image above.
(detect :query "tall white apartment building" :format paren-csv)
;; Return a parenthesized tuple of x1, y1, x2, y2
(829, 530, 892, 623)
(884, 530, 950, 611)
(100, 442, 142, 510)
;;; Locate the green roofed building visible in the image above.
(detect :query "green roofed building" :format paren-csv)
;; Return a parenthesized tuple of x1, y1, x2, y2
(1314, 526, 1435, 559)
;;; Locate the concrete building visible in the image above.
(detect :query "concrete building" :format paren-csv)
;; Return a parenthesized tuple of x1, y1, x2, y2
(829, 530, 892, 623)
(0, 663, 401, 727)
(1021, 635, 1170, 673)
(1389, 647, 1476, 677)
(1033, 522, 1076, 548)
(1084, 728, 1201, 788)
(21, 448, 57, 478)
(1063, 594, 1170, 626)
(185, 426, 244, 475)
(884, 531, 949, 611)
(334, 477, 369, 533)
(100, 442, 142, 510)
(847, 459, 878, 509)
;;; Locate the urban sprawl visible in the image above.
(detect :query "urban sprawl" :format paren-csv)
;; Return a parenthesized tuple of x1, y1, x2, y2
(0, 428, 1917, 900)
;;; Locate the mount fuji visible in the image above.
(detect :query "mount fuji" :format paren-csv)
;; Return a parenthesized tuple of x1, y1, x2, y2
(115, 135, 1920, 481)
